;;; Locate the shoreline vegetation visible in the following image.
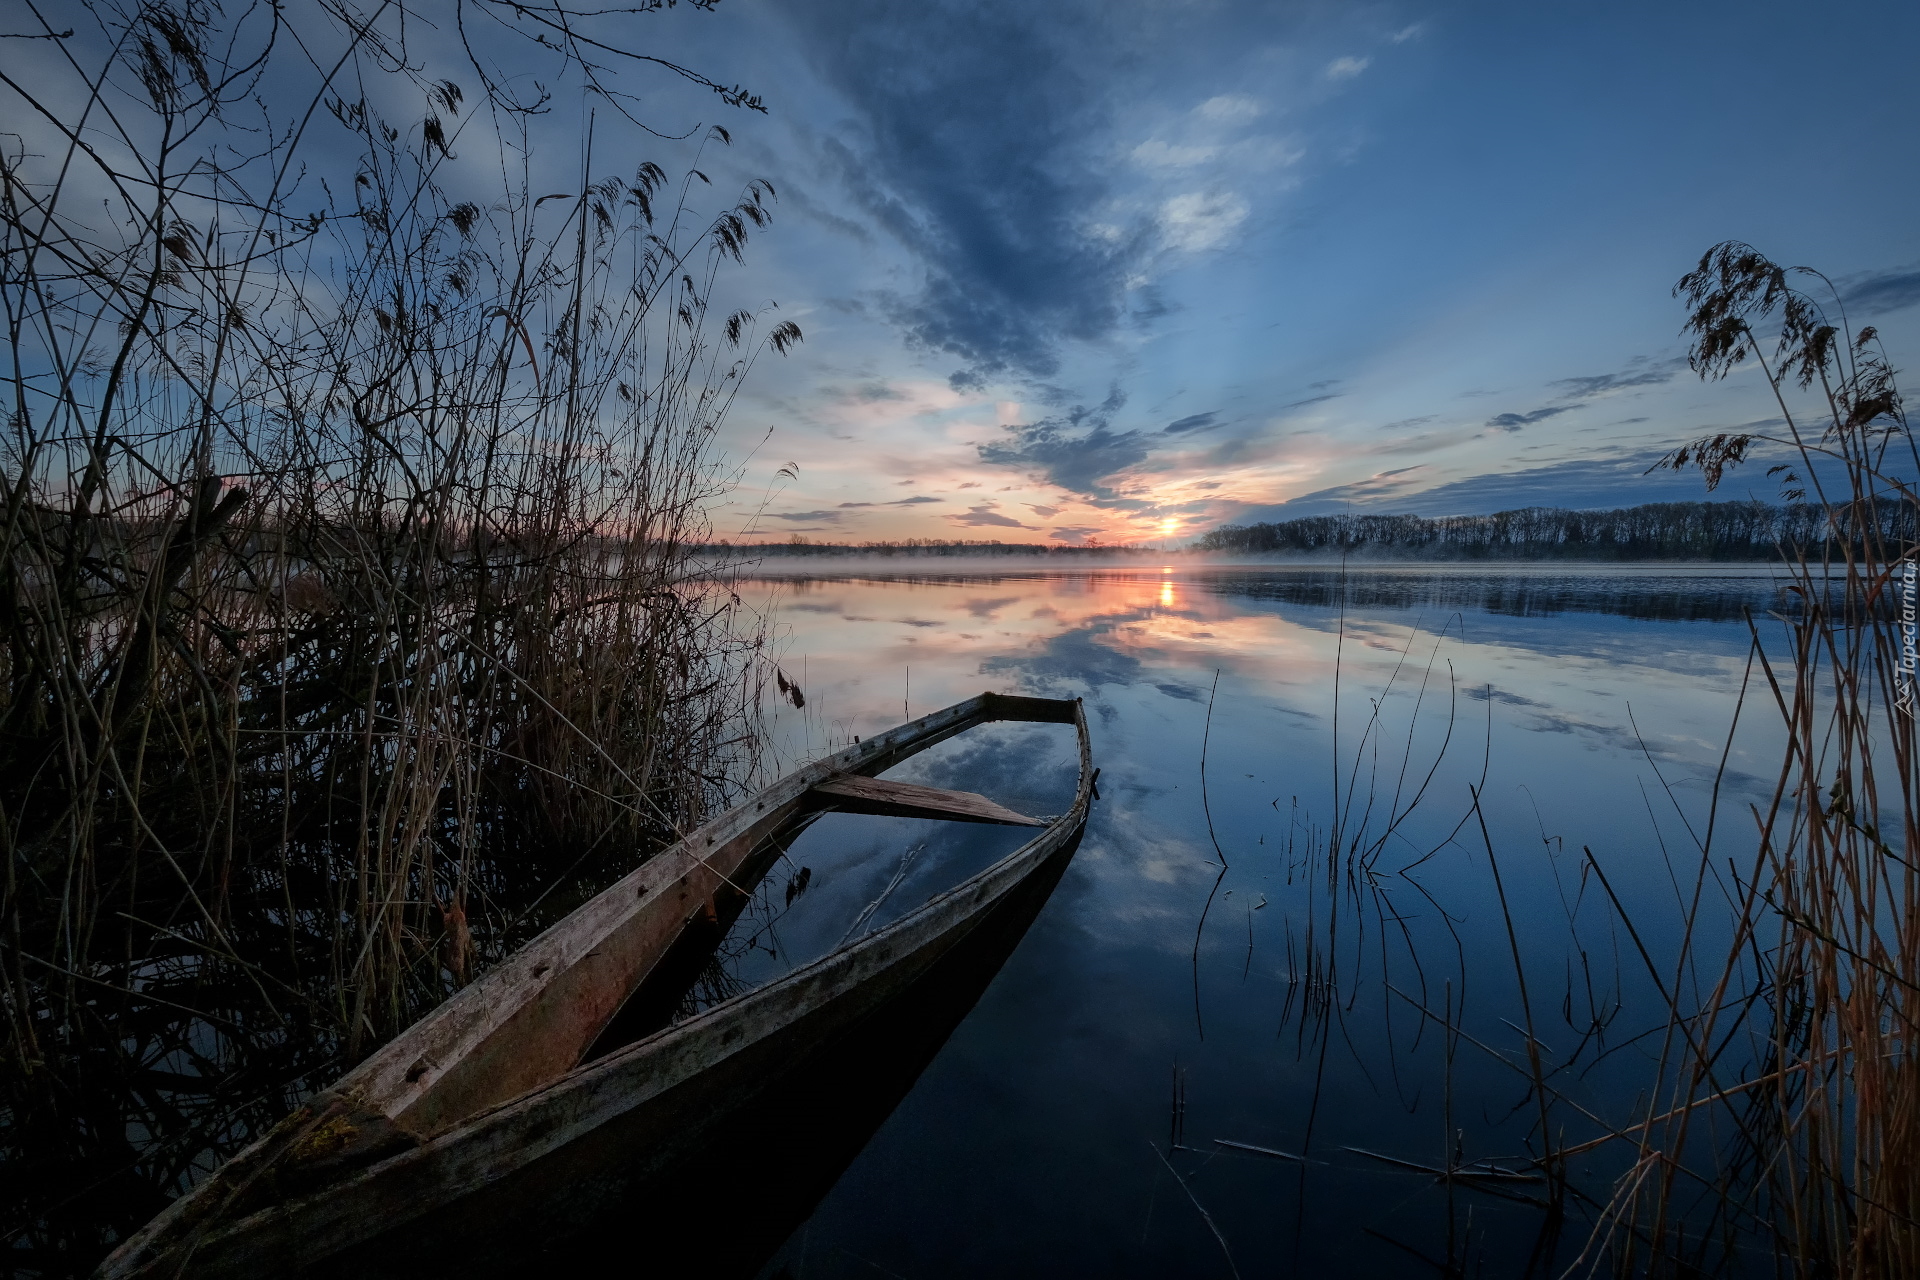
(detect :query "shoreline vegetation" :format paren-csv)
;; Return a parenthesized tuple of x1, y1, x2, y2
(1, 4, 798, 1272)
(1188, 244, 1917, 1278)
(1371, 244, 1918, 1276)
(1575, 244, 1920, 1276)
(1192, 497, 1913, 560)
(709, 497, 1912, 564)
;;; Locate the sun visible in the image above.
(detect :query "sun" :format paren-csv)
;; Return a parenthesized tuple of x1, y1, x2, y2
(1158, 517, 1179, 536)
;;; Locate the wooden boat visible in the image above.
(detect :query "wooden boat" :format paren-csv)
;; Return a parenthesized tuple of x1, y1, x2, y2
(98, 692, 1093, 1279)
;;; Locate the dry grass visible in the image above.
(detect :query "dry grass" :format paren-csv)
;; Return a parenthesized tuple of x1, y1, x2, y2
(0, 3, 797, 1268)
(1576, 244, 1920, 1277)
(1226, 247, 1920, 1277)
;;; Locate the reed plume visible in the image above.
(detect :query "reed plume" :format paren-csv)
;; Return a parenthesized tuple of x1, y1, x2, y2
(1582, 243, 1918, 1277)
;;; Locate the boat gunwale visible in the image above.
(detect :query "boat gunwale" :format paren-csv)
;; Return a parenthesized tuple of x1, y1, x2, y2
(508, 693, 1092, 1111)
(351, 690, 1085, 1126)
(97, 692, 1090, 1280)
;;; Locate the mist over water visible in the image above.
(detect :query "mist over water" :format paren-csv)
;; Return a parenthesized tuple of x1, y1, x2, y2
(747, 564, 1786, 1278)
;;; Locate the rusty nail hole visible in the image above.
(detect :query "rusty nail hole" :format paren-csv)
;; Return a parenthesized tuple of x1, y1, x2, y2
(532, 962, 551, 978)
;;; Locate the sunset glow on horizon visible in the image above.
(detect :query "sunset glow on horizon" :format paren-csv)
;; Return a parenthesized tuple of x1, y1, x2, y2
(666, 4, 1915, 549)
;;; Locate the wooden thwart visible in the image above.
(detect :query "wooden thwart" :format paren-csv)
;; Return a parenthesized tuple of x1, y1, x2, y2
(811, 775, 1044, 827)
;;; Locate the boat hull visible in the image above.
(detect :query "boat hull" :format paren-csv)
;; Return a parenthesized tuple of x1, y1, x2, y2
(332, 824, 1085, 1279)
(101, 695, 1091, 1278)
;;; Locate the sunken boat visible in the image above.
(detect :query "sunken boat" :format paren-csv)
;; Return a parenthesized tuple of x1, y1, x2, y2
(98, 692, 1093, 1279)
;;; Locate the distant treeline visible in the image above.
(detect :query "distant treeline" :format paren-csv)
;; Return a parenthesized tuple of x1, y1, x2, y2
(1191, 500, 1917, 561)
(706, 538, 1152, 559)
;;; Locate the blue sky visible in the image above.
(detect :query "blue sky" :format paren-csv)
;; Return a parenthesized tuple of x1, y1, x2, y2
(537, 1, 1920, 543)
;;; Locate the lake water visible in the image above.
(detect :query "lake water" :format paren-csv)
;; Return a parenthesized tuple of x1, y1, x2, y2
(734, 563, 1796, 1278)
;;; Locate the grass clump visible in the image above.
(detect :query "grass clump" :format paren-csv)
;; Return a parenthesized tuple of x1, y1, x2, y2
(0, 3, 798, 1268)
(1578, 244, 1919, 1276)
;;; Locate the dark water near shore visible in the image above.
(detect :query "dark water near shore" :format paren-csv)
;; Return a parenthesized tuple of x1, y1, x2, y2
(735, 564, 1793, 1278)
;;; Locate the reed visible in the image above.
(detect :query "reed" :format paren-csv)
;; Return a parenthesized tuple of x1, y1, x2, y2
(1578, 244, 1919, 1276)
(0, 3, 797, 1268)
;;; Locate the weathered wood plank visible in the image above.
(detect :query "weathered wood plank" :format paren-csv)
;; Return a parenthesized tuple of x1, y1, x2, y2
(812, 775, 1045, 827)
(120, 713, 1091, 1278)
(979, 691, 1080, 724)
(98, 693, 1088, 1280)
(332, 696, 1010, 1139)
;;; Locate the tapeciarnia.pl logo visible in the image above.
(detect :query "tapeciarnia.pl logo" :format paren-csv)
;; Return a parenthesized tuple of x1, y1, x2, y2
(1899, 557, 1918, 718)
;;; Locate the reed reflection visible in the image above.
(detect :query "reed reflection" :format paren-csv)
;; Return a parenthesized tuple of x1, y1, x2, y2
(746, 564, 1781, 1278)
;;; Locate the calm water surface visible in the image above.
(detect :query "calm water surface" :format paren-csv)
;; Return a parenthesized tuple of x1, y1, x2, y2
(736, 564, 1795, 1278)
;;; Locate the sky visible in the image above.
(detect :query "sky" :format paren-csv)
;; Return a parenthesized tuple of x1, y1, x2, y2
(119, 0, 1920, 546)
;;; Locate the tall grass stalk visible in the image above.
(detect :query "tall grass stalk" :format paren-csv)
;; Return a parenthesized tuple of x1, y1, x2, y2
(0, 3, 797, 1267)
(1582, 243, 1919, 1276)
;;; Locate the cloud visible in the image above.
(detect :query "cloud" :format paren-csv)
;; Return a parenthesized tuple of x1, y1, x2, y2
(1131, 95, 1295, 178)
(790, 1, 1155, 382)
(1388, 22, 1425, 43)
(1466, 687, 1543, 708)
(1163, 411, 1219, 434)
(1550, 358, 1685, 399)
(1238, 466, 1430, 518)
(982, 421, 1150, 497)
(1387, 435, 1893, 516)
(978, 388, 1148, 500)
(1196, 94, 1262, 123)
(1049, 525, 1104, 543)
(1161, 190, 1249, 253)
(1227, 446, 1802, 523)
(837, 495, 943, 508)
(1025, 504, 1061, 516)
(1381, 415, 1438, 431)
(1487, 405, 1575, 431)
(949, 506, 1038, 529)
(1229, 136, 1306, 172)
(813, 376, 974, 429)
(1325, 55, 1371, 80)
(1132, 139, 1220, 169)
(1282, 392, 1342, 410)
(1841, 267, 1920, 316)
(767, 509, 847, 522)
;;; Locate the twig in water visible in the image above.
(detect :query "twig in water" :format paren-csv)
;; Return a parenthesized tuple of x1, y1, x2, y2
(1213, 1138, 1306, 1162)
(1192, 669, 1229, 1038)
(837, 844, 924, 947)
(1148, 1141, 1243, 1280)
(1170, 1061, 1188, 1149)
